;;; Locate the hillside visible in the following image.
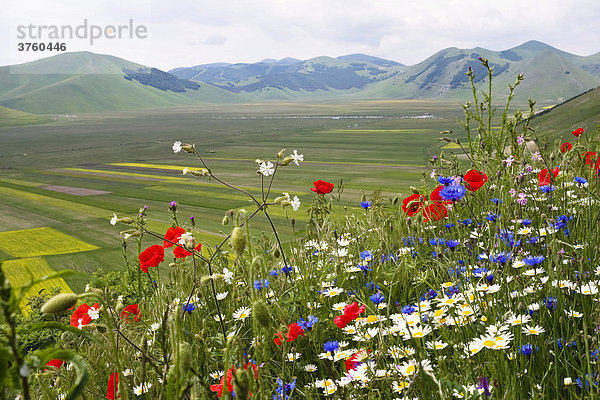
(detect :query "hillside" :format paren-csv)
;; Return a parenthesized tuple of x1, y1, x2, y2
(171, 40, 600, 103)
(0, 105, 48, 127)
(531, 85, 600, 138)
(0, 52, 244, 114)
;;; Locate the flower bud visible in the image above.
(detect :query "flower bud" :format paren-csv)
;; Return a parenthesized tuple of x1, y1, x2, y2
(177, 342, 192, 374)
(277, 148, 286, 158)
(234, 368, 251, 400)
(231, 227, 246, 258)
(181, 144, 195, 153)
(410, 186, 420, 194)
(252, 299, 271, 328)
(41, 293, 78, 314)
(95, 324, 108, 333)
(439, 137, 453, 143)
(281, 156, 294, 166)
(222, 215, 230, 226)
(392, 196, 399, 206)
(273, 247, 280, 259)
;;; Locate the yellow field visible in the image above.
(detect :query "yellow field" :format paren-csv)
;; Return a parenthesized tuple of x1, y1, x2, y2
(0, 227, 99, 258)
(442, 142, 462, 149)
(2, 257, 72, 314)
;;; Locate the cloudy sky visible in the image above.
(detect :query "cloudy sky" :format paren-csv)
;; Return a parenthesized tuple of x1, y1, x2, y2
(2, 0, 599, 70)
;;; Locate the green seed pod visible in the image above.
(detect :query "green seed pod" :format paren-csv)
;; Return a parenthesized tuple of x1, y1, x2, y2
(177, 342, 192, 374)
(281, 156, 294, 166)
(277, 148, 286, 158)
(410, 186, 420, 194)
(222, 215, 230, 226)
(252, 299, 271, 328)
(392, 196, 399, 206)
(41, 293, 78, 314)
(95, 324, 108, 333)
(234, 368, 250, 400)
(231, 227, 246, 258)
(273, 247, 280, 258)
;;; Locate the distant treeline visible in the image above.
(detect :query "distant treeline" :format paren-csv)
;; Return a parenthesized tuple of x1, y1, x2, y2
(123, 68, 200, 92)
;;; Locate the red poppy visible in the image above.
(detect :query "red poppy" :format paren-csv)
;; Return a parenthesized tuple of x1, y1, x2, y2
(70, 303, 99, 329)
(106, 372, 119, 400)
(538, 167, 559, 186)
(45, 359, 64, 371)
(120, 304, 141, 323)
(334, 301, 365, 328)
(210, 363, 258, 398)
(311, 180, 334, 195)
(173, 243, 202, 259)
(422, 203, 448, 223)
(572, 128, 585, 137)
(401, 193, 426, 216)
(274, 322, 305, 345)
(139, 245, 165, 273)
(463, 169, 488, 192)
(582, 152, 597, 166)
(163, 226, 186, 248)
(560, 142, 572, 153)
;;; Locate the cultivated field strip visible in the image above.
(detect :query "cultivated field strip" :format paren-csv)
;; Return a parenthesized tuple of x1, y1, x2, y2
(2, 257, 73, 314)
(0, 227, 99, 258)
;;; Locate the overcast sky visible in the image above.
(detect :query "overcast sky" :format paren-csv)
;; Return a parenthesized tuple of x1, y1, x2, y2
(2, 0, 599, 70)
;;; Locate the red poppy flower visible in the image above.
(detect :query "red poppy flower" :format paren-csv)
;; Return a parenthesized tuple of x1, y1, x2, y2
(210, 363, 258, 398)
(45, 359, 64, 371)
(430, 186, 452, 204)
(311, 180, 334, 195)
(422, 203, 448, 223)
(334, 301, 365, 328)
(463, 169, 488, 192)
(560, 142, 572, 153)
(582, 152, 597, 166)
(120, 304, 141, 323)
(274, 322, 305, 345)
(173, 243, 202, 259)
(402, 193, 426, 216)
(538, 167, 559, 186)
(70, 303, 99, 329)
(163, 226, 186, 248)
(106, 372, 119, 400)
(572, 128, 585, 137)
(139, 244, 164, 273)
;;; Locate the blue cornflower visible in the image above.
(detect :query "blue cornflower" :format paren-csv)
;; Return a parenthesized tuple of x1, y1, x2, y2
(473, 267, 490, 278)
(445, 239, 460, 249)
(477, 377, 491, 397)
(544, 296, 557, 310)
(523, 255, 545, 266)
(429, 239, 439, 245)
(360, 201, 371, 209)
(521, 219, 532, 226)
(520, 344, 536, 357)
(370, 292, 385, 304)
(492, 251, 509, 264)
(365, 281, 380, 291)
(540, 185, 555, 193)
(254, 279, 270, 291)
(460, 218, 473, 226)
(437, 176, 454, 185)
(445, 222, 455, 229)
(358, 263, 372, 273)
(324, 341, 339, 353)
(491, 198, 502, 204)
(360, 250, 373, 261)
(440, 184, 467, 201)
(486, 213, 499, 222)
(269, 269, 279, 277)
(575, 177, 588, 185)
(274, 378, 296, 400)
(182, 303, 195, 314)
(401, 304, 417, 314)
(297, 315, 318, 330)
(281, 265, 293, 274)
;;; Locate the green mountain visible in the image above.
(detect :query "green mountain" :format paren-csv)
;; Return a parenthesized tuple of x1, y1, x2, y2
(532, 86, 600, 139)
(0, 52, 244, 114)
(170, 40, 600, 103)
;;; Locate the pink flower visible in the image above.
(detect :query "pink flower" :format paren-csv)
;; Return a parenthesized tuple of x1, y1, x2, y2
(517, 193, 527, 206)
(509, 189, 517, 198)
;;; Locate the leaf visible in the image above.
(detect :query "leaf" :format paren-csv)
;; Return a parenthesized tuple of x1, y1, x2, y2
(37, 348, 89, 400)
(0, 347, 10, 387)
(17, 322, 100, 344)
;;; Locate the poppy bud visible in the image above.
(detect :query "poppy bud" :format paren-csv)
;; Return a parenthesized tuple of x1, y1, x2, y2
(95, 324, 108, 333)
(392, 196, 399, 206)
(41, 293, 78, 314)
(222, 215, 230, 226)
(231, 227, 246, 258)
(252, 299, 271, 328)
(439, 137, 453, 143)
(410, 187, 420, 194)
(234, 368, 251, 400)
(273, 247, 281, 258)
(290, 218, 295, 226)
(277, 148, 286, 158)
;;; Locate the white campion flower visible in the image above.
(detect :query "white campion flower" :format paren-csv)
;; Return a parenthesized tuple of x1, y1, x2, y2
(291, 149, 304, 165)
(223, 267, 233, 284)
(182, 167, 189, 175)
(172, 141, 182, 153)
(291, 196, 301, 211)
(216, 291, 228, 300)
(259, 161, 275, 176)
(178, 232, 194, 246)
(110, 213, 118, 225)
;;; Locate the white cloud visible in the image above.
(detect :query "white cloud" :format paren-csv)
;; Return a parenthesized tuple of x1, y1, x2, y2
(1, 0, 598, 70)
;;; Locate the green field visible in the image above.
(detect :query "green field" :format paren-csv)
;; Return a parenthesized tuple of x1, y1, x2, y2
(0, 99, 576, 291)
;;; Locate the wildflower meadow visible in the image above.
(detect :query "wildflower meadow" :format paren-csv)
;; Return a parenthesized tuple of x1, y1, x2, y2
(2, 58, 600, 399)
